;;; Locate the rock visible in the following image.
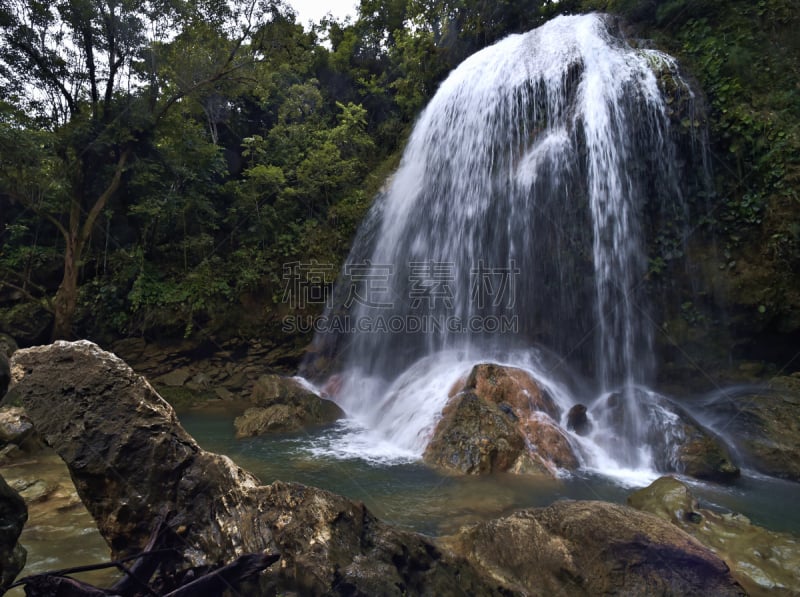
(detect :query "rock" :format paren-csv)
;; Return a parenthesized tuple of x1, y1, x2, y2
(596, 389, 739, 482)
(10, 341, 496, 595)
(566, 404, 591, 435)
(519, 414, 579, 471)
(699, 377, 800, 481)
(153, 367, 192, 387)
(424, 391, 528, 474)
(11, 478, 57, 504)
(461, 363, 560, 419)
(427, 364, 579, 476)
(0, 474, 27, 591)
(214, 387, 235, 401)
(443, 499, 746, 596)
(672, 424, 740, 483)
(234, 375, 344, 438)
(629, 476, 800, 596)
(0, 406, 40, 452)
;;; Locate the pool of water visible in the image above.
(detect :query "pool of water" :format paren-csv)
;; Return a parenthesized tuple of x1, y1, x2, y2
(178, 406, 800, 537)
(3, 453, 119, 596)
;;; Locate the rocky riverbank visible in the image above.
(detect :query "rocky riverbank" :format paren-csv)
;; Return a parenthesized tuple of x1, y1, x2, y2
(104, 336, 305, 408)
(9, 340, 795, 594)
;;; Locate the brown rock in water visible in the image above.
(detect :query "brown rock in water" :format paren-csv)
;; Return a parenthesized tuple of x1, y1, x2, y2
(9, 341, 497, 596)
(0, 474, 27, 591)
(234, 374, 344, 438)
(566, 404, 591, 435)
(461, 363, 560, 419)
(629, 476, 800, 596)
(443, 499, 747, 596)
(427, 363, 579, 476)
(520, 414, 579, 471)
(423, 391, 528, 474)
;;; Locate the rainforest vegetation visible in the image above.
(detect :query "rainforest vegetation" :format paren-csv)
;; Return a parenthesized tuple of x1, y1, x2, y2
(1, 0, 798, 369)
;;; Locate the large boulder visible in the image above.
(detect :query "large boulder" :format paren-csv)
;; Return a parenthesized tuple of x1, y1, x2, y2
(234, 374, 344, 438)
(629, 476, 800, 596)
(426, 364, 578, 476)
(595, 389, 740, 482)
(0, 474, 27, 591)
(699, 377, 800, 481)
(458, 363, 560, 419)
(423, 391, 528, 474)
(442, 499, 746, 596)
(9, 341, 498, 595)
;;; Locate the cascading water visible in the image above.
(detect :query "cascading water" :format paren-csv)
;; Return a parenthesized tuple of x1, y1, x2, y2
(304, 13, 703, 476)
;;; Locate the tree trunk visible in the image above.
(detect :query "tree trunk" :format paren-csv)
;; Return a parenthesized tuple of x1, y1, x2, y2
(51, 234, 79, 340)
(50, 150, 129, 341)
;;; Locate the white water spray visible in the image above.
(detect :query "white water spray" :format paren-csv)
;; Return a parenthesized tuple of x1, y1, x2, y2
(306, 14, 701, 477)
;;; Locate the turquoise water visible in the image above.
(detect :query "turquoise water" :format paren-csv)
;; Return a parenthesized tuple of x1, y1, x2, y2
(178, 407, 800, 537)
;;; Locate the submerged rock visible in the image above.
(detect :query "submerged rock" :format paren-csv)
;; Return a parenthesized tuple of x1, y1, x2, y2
(0, 474, 27, 591)
(629, 476, 800, 596)
(9, 341, 496, 595)
(442, 499, 746, 596)
(234, 374, 344, 438)
(427, 364, 578, 477)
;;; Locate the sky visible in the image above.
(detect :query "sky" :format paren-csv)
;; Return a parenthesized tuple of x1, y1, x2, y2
(288, 0, 359, 28)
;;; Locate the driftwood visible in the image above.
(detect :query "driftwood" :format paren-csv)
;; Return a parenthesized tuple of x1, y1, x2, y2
(5, 517, 279, 597)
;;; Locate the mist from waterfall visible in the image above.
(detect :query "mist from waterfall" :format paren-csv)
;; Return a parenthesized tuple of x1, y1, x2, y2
(303, 13, 703, 476)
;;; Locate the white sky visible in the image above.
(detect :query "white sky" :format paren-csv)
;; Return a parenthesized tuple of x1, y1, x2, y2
(288, 0, 359, 28)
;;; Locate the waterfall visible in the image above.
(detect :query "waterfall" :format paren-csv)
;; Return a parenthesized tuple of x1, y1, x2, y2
(304, 14, 701, 471)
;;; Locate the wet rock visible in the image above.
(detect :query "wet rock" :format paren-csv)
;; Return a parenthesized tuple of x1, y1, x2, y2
(672, 424, 740, 483)
(461, 363, 560, 419)
(597, 389, 739, 482)
(519, 415, 579, 471)
(700, 377, 800, 481)
(629, 476, 800, 596)
(566, 404, 591, 435)
(0, 474, 27, 591)
(428, 364, 579, 476)
(234, 375, 344, 438)
(424, 391, 528, 474)
(10, 341, 497, 595)
(442, 499, 746, 596)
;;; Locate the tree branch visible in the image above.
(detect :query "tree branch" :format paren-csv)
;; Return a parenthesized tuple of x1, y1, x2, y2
(78, 148, 130, 253)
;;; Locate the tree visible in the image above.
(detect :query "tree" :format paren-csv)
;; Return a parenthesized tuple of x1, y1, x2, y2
(0, 0, 289, 339)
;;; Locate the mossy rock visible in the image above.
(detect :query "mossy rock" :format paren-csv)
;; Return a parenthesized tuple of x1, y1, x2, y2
(629, 476, 800, 596)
